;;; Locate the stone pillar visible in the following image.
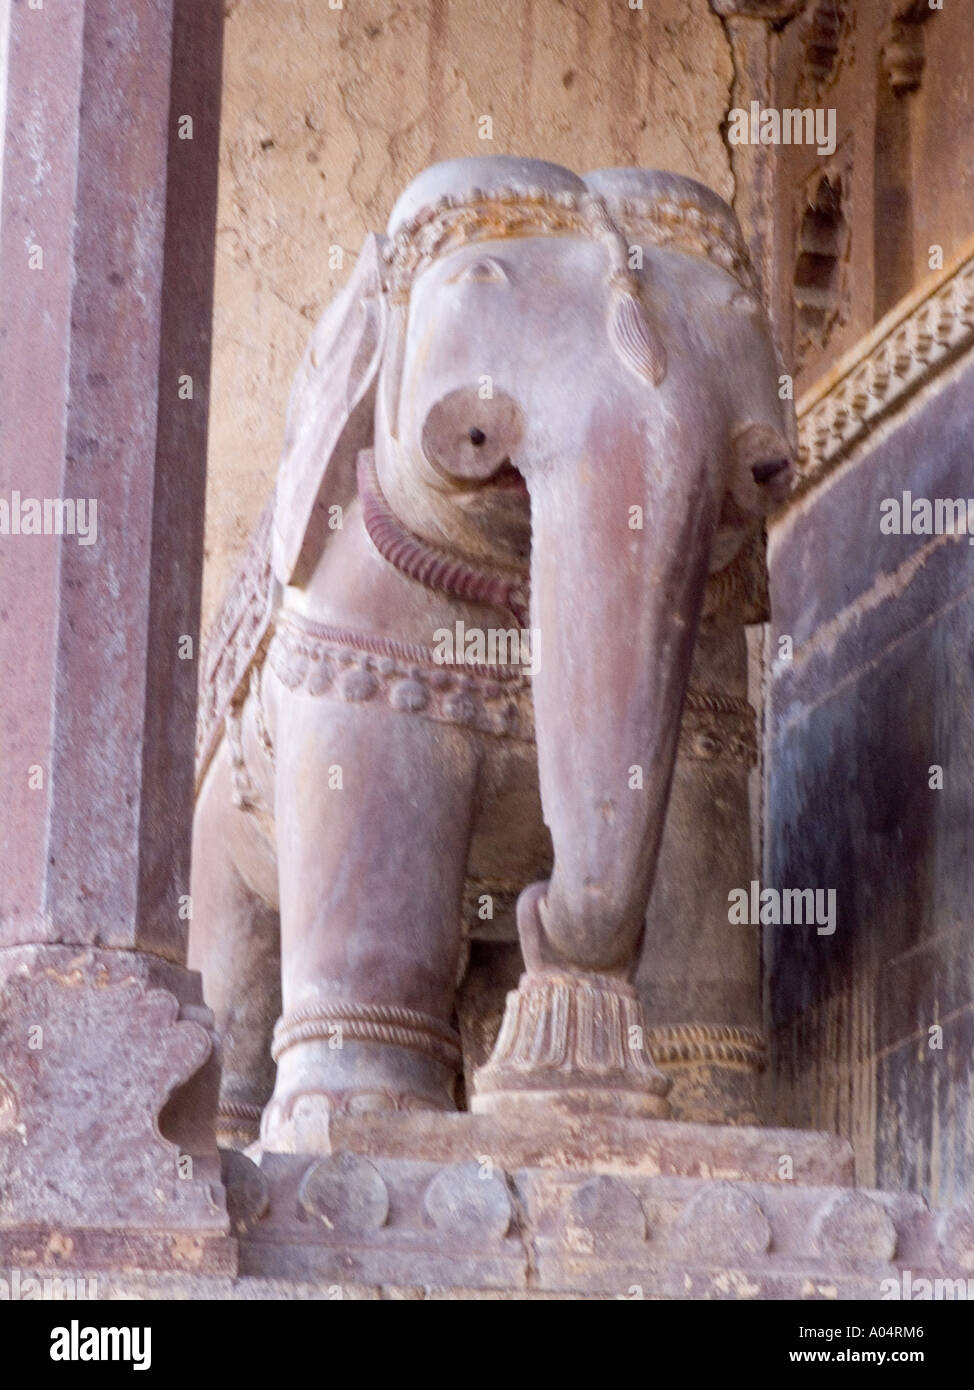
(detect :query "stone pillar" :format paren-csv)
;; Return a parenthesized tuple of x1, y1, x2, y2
(0, 0, 230, 1271)
(709, 1, 807, 325)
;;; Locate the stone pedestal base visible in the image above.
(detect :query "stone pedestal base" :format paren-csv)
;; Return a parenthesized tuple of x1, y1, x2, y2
(471, 970, 671, 1118)
(218, 1111, 974, 1297)
(0, 945, 234, 1274)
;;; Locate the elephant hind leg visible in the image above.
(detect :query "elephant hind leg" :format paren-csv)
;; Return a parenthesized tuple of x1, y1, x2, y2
(189, 740, 281, 1151)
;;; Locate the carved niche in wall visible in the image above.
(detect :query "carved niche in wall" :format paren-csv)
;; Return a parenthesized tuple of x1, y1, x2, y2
(792, 146, 853, 369)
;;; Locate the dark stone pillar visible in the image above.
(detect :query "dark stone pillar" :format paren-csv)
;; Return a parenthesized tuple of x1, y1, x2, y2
(0, 0, 231, 1270)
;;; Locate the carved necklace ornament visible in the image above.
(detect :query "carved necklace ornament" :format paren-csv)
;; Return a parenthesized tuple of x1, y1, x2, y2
(267, 612, 535, 742)
(358, 450, 531, 627)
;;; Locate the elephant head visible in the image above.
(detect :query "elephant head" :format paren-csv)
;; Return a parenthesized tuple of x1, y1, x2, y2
(269, 156, 795, 1115)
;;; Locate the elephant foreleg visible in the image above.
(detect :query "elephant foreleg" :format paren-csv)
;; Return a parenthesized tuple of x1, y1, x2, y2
(262, 683, 481, 1153)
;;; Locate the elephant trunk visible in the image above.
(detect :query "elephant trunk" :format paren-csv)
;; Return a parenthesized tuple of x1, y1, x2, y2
(523, 404, 720, 977)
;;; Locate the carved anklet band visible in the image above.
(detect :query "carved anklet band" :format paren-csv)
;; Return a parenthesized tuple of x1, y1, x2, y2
(645, 1023, 766, 1071)
(272, 1001, 463, 1071)
(217, 1097, 265, 1123)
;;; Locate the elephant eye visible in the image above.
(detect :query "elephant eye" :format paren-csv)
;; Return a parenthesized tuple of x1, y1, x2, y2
(451, 256, 509, 285)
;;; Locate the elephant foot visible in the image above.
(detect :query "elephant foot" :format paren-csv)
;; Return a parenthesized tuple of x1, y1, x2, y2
(260, 1003, 462, 1153)
(259, 1085, 454, 1155)
(471, 969, 672, 1120)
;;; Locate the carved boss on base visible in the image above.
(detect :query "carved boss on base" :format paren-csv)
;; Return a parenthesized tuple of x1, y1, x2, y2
(190, 157, 795, 1152)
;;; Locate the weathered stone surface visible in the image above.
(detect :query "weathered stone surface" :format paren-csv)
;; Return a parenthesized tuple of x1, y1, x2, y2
(221, 1151, 270, 1237)
(672, 1184, 772, 1261)
(299, 1154, 390, 1235)
(0, 0, 229, 1264)
(0, 946, 232, 1271)
(936, 1202, 974, 1274)
(767, 351, 974, 1205)
(639, 623, 766, 1126)
(0, 0, 223, 959)
(223, 1142, 966, 1299)
(562, 1177, 647, 1254)
(239, 1150, 526, 1290)
(324, 1110, 856, 1187)
(813, 1192, 898, 1263)
(423, 1162, 512, 1240)
(4, 1135, 967, 1300)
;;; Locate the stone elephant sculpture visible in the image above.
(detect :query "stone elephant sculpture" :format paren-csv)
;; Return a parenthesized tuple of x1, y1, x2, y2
(190, 156, 795, 1154)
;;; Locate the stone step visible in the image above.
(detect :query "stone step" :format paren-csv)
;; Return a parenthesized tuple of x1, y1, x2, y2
(224, 1132, 974, 1299)
(301, 1110, 856, 1187)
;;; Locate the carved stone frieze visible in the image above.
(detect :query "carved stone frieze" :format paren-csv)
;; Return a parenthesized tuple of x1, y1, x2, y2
(218, 1116, 974, 1298)
(798, 0, 854, 99)
(792, 238, 974, 504)
(793, 152, 853, 371)
(883, 0, 938, 96)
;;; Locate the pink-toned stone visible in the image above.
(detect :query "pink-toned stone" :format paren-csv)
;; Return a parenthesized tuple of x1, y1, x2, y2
(0, 0, 228, 1267)
(323, 1109, 856, 1187)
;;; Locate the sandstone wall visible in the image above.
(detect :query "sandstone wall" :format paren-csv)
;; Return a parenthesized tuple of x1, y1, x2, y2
(202, 0, 735, 630)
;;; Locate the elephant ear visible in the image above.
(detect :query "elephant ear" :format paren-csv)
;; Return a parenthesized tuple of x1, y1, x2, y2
(271, 233, 388, 587)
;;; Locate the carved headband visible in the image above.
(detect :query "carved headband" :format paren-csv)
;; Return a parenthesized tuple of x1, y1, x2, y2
(381, 186, 760, 388)
(382, 186, 759, 302)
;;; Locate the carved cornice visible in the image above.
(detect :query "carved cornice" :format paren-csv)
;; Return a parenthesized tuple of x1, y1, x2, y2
(790, 236, 974, 508)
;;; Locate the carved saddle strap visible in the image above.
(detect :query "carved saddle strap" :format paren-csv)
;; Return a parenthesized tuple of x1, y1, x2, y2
(195, 499, 276, 794)
(357, 451, 530, 628)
